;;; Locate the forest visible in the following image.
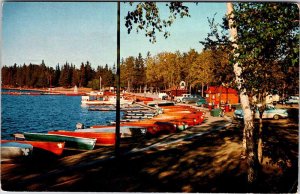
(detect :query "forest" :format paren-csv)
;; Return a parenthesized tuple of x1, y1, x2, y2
(2, 48, 299, 96)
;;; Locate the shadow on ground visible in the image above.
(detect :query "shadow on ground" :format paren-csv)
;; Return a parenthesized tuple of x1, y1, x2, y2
(1, 109, 298, 192)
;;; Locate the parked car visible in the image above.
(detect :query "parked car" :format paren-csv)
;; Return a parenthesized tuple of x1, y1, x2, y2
(278, 96, 299, 105)
(175, 94, 192, 103)
(158, 92, 168, 100)
(234, 104, 288, 120)
(196, 97, 207, 106)
(182, 95, 202, 104)
(284, 96, 299, 104)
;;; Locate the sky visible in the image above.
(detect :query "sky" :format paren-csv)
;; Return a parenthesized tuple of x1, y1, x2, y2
(2, 2, 227, 69)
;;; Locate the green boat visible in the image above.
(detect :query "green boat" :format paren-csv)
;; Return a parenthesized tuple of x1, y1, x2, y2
(23, 132, 96, 150)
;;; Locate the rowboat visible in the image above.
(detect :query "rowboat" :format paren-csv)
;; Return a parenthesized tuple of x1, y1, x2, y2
(151, 114, 183, 121)
(23, 132, 96, 150)
(1, 142, 33, 161)
(121, 121, 177, 136)
(75, 126, 147, 138)
(147, 100, 175, 107)
(1, 140, 65, 155)
(48, 131, 115, 146)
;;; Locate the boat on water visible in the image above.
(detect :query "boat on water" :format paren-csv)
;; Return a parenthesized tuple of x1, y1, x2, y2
(1, 142, 33, 161)
(1, 140, 65, 155)
(48, 131, 115, 146)
(81, 95, 134, 105)
(23, 132, 96, 150)
(75, 125, 147, 138)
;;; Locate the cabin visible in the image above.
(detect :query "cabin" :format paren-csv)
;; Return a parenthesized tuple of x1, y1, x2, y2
(166, 85, 188, 97)
(205, 86, 239, 105)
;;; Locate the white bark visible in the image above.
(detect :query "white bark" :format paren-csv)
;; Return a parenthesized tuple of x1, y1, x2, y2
(227, 3, 257, 185)
(227, 3, 252, 152)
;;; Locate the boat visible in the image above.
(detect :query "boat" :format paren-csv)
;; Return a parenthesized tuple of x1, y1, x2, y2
(1, 142, 33, 161)
(121, 121, 177, 136)
(75, 125, 147, 138)
(147, 100, 175, 107)
(151, 114, 183, 121)
(1, 140, 65, 155)
(23, 132, 96, 150)
(48, 131, 115, 146)
(81, 95, 134, 106)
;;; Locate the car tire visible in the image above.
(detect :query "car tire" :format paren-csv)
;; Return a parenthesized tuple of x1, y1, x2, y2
(176, 99, 181, 103)
(273, 115, 280, 120)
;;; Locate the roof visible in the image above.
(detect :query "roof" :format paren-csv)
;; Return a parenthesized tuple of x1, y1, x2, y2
(205, 86, 238, 94)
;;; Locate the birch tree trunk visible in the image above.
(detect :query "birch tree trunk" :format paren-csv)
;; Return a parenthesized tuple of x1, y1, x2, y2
(226, 3, 258, 186)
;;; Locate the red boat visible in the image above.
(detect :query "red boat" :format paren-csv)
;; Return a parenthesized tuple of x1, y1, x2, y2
(121, 121, 176, 136)
(48, 131, 115, 146)
(1, 140, 65, 155)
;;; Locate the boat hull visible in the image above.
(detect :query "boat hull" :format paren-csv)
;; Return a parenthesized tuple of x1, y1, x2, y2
(23, 132, 96, 150)
(1, 140, 65, 155)
(121, 121, 176, 135)
(48, 131, 115, 146)
(1, 142, 33, 161)
(76, 126, 147, 138)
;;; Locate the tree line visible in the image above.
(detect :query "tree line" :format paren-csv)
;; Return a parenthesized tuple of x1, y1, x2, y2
(1, 60, 116, 90)
(2, 47, 298, 97)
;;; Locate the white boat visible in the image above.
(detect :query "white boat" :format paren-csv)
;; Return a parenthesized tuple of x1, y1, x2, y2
(75, 125, 147, 138)
(81, 95, 134, 105)
(1, 142, 33, 161)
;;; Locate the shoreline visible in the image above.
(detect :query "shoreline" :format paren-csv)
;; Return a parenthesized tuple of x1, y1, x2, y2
(1, 86, 92, 94)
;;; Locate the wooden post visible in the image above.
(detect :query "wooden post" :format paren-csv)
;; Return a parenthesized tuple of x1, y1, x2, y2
(115, 1, 121, 157)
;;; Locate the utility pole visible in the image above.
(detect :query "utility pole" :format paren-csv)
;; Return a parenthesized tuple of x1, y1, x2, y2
(115, 1, 121, 157)
(99, 76, 102, 91)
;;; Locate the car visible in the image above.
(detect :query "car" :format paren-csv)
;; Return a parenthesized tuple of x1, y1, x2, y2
(182, 95, 202, 104)
(175, 94, 192, 103)
(234, 104, 288, 120)
(196, 97, 207, 106)
(278, 96, 299, 105)
(284, 96, 299, 104)
(158, 92, 168, 100)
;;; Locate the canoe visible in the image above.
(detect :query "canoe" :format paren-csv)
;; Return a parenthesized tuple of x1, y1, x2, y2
(1, 140, 65, 155)
(23, 132, 96, 150)
(76, 126, 147, 138)
(147, 101, 175, 107)
(151, 115, 183, 121)
(121, 121, 176, 135)
(48, 131, 115, 146)
(1, 142, 33, 161)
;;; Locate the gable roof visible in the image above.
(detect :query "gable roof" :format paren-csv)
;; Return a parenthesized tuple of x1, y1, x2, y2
(205, 86, 238, 94)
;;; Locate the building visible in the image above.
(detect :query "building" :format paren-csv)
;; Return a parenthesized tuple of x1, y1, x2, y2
(205, 86, 239, 105)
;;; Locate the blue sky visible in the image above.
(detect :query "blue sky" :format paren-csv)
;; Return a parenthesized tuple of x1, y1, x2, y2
(2, 2, 226, 69)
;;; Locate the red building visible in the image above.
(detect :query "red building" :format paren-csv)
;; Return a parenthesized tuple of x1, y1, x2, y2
(166, 86, 188, 97)
(205, 86, 239, 105)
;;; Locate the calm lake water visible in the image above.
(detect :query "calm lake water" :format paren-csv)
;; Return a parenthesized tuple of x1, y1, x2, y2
(1, 90, 117, 140)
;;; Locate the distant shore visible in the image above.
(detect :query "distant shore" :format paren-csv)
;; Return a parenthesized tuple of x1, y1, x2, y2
(1, 86, 92, 94)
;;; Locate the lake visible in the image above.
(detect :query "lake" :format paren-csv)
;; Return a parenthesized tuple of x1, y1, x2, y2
(1, 90, 117, 140)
